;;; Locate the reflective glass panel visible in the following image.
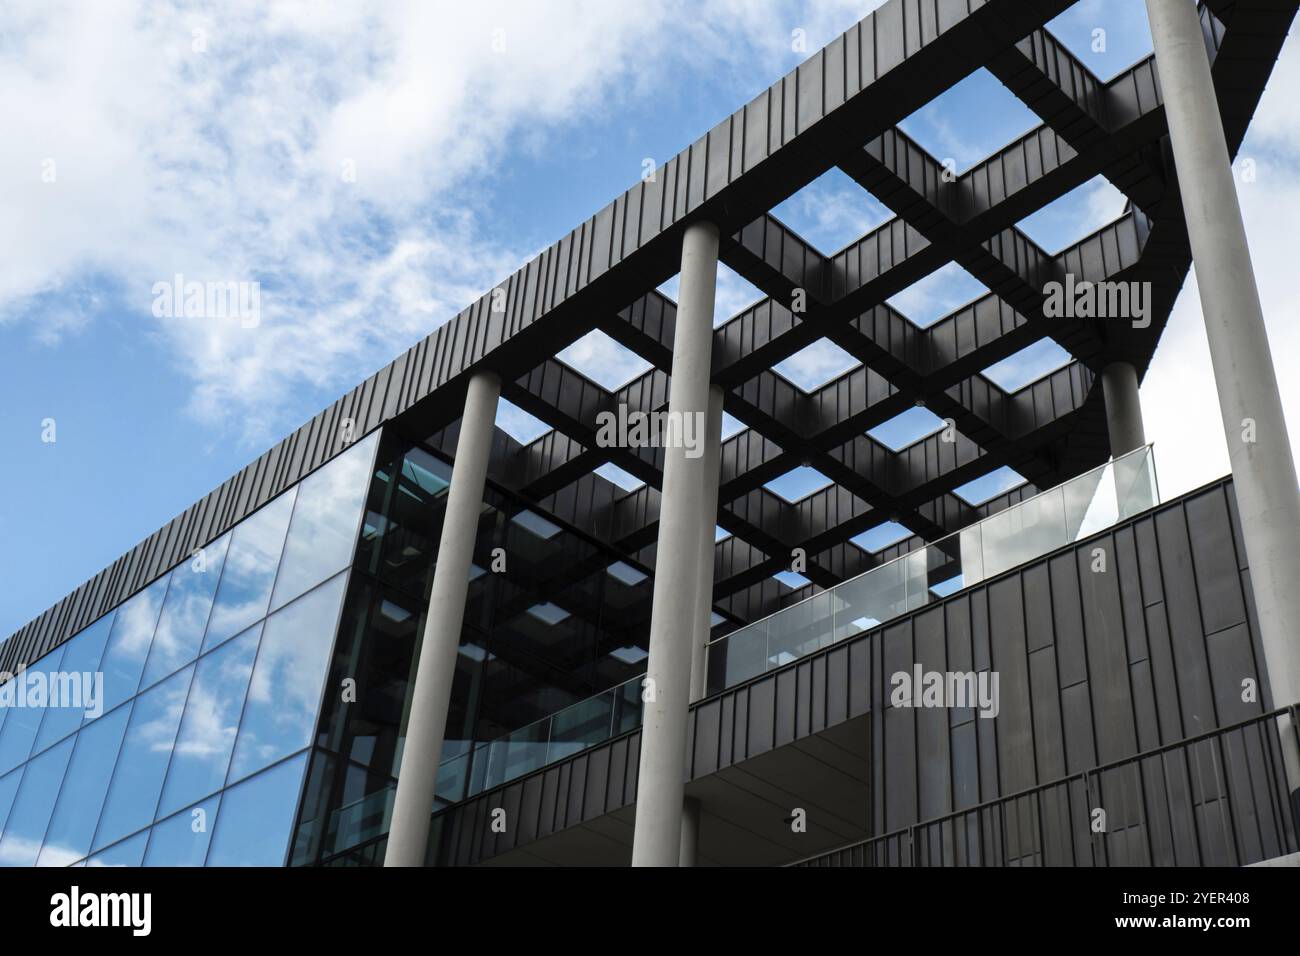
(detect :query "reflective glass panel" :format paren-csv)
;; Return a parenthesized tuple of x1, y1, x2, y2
(980, 486, 1068, 580)
(269, 433, 376, 612)
(92, 665, 194, 852)
(206, 752, 308, 866)
(0, 641, 68, 775)
(0, 736, 74, 867)
(228, 574, 346, 782)
(202, 490, 296, 652)
(141, 533, 231, 689)
(769, 596, 816, 668)
(715, 620, 768, 690)
(85, 830, 148, 867)
(548, 689, 613, 764)
(0, 639, 68, 775)
(97, 574, 171, 718)
(1116, 447, 1158, 518)
(32, 612, 114, 753)
(144, 794, 221, 867)
(37, 705, 131, 867)
(1063, 465, 1114, 541)
(157, 625, 260, 818)
(0, 769, 21, 837)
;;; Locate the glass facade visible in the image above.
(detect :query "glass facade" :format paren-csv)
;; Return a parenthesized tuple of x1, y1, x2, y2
(291, 428, 660, 864)
(0, 432, 377, 867)
(1, 422, 677, 866)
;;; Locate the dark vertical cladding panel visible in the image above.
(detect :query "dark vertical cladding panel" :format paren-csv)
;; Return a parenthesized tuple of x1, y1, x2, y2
(797, 53, 824, 135)
(796, 661, 813, 739)
(775, 668, 798, 747)
(748, 678, 776, 756)
(914, 607, 951, 819)
(881, 620, 915, 831)
(805, 653, 827, 733)
(1184, 486, 1247, 635)
(1022, 562, 1053, 651)
(780, 74, 798, 148)
(583, 747, 610, 821)
(515, 775, 542, 846)
(591, 205, 615, 284)
(497, 783, 523, 854)
(1113, 526, 1150, 664)
(743, 91, 769, 173)
(826, 33, 846, 113)
(844, 23, 862, 98)
(1076, 537, 1138, 764)
(1060, 679, 1097, 773)
(767, 85, 783, 158)
(706, 121, 731, 200)
(693, 700, 721, 777)
(456, 801, 480, 866)
(875, 0, 905, 76)
(1154, 506, 1217, 730)
(731, 691, 749, 765)
(988, 576, 1034, 794)
(828, 645, 850, 725)
(860, 10, 877, 86)
(718, 695, 735, 770)
(566, 758, 592, 830)
(1143, 600, 1185, 742)
(729, 108, 745, 183)
(1205, 623, 1261, 724)
(687, 136, 708, 213)
(623, 733, 641, 808)
(1049, 552, 1087, 688)
(1028, 645, 1065, 780)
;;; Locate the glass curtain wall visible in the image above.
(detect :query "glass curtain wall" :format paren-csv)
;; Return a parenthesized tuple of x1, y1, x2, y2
(292, 427, 657, 865)
(0, 432, 377, 867)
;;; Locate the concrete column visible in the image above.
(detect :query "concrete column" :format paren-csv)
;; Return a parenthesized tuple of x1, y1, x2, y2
(679, 386, 724, 868)
(689, 385, 725, 704)
(1101, 361, 1146, 456)
(385, 369, 500, 867)
(1147, 0, 1300, 799)
(679, 796, 701, 867)
(632, 220, 719, 867)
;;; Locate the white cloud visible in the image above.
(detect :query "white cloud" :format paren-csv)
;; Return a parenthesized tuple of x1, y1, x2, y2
(771, 168, 892, 254)
(0, 0, 873, 446)
(888, 261, 988, 328)
(713, 263, 767, 326)
(556, 328, 651, 391)
(773, 338, 859, 392)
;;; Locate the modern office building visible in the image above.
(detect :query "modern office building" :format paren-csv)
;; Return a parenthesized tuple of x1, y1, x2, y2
(2, 0, 1299, 867)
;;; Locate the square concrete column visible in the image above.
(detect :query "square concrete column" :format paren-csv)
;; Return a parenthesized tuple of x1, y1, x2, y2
(385, 369, 501, 867)
(1146, 0, 1300, 800)
(632, 220, 719, 866)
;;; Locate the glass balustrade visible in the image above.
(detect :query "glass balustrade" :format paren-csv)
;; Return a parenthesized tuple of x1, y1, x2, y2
(417, 444, 1157, 804)
(706, 444, 1157, 694)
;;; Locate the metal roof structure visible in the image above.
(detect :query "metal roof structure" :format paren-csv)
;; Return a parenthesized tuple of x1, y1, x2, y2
(4, 0, 1291, 678)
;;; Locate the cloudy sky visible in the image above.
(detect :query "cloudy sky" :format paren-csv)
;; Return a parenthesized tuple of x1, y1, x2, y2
(3, 0, 1298, 637)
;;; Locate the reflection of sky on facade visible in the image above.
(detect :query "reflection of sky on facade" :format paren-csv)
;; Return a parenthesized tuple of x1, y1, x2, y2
(0, 433, 374, 866)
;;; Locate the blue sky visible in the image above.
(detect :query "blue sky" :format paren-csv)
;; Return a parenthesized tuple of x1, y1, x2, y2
(3, 0, 1300, 636)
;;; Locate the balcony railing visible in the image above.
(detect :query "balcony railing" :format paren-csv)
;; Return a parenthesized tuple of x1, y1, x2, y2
(706, 444, 1158, 695)
(317, 446, 1161, 852)
(792, 706, 1300, 867)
